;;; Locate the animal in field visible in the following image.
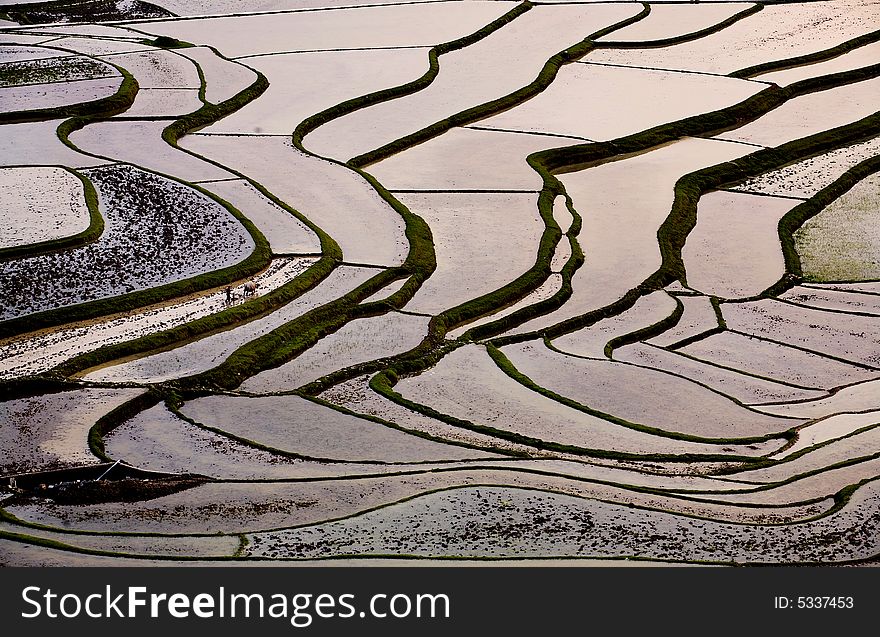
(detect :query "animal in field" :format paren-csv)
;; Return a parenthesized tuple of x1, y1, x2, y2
(243, 280, 258, 297)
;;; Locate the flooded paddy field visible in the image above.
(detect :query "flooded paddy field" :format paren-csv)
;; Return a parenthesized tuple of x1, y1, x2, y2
(1, 0, 879, 566)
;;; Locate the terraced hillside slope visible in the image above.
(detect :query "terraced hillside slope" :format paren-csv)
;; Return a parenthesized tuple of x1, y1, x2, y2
(1, 0, 880, 565)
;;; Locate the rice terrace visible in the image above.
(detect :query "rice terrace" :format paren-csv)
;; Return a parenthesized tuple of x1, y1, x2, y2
(0, 0, 879, 566)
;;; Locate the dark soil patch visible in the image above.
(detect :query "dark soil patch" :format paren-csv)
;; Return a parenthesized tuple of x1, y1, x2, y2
(8, 475, 210, 506)
(6, 0, 174, 25)
(0, 57, 115, 88)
